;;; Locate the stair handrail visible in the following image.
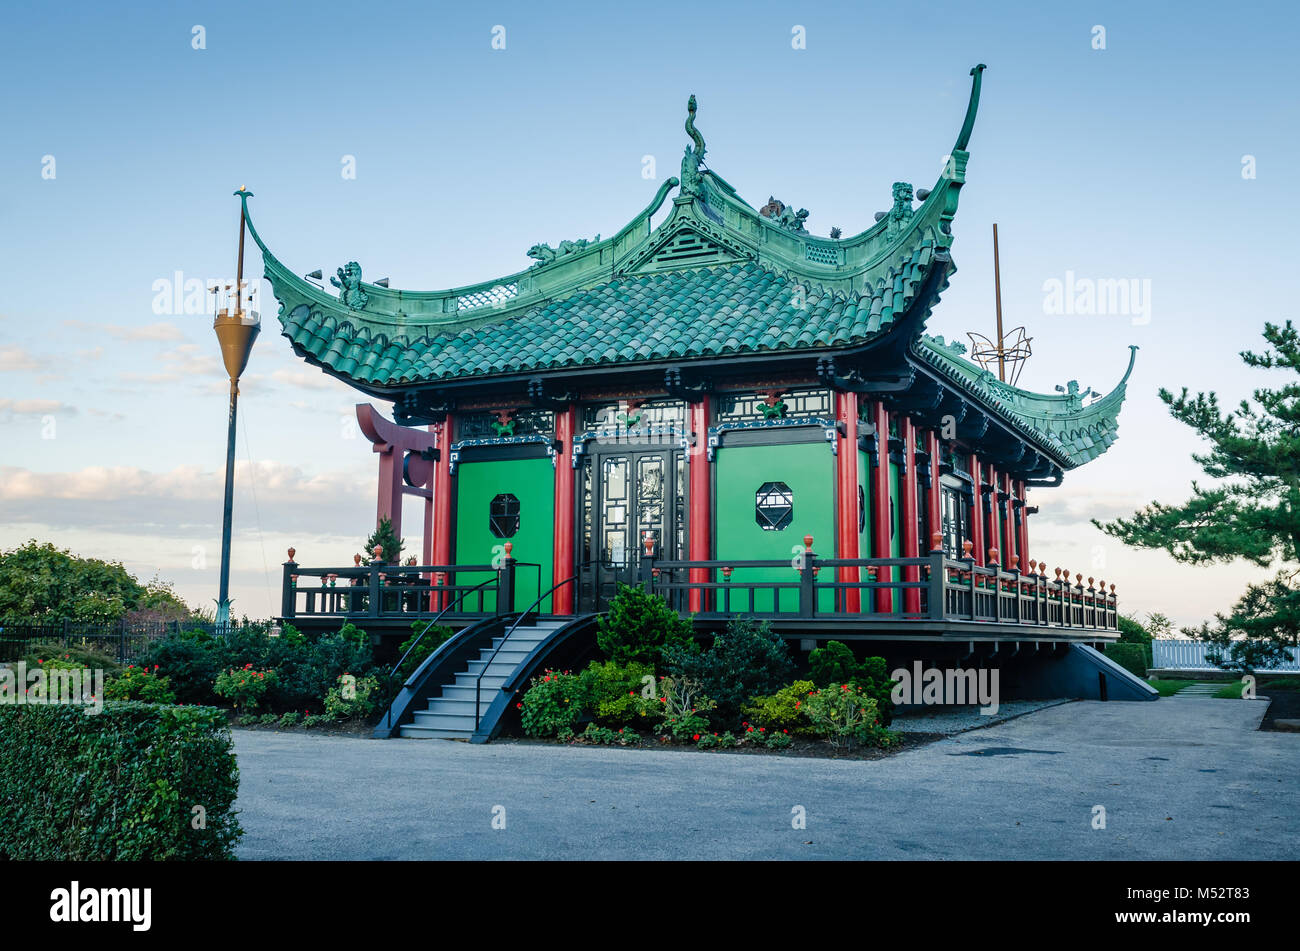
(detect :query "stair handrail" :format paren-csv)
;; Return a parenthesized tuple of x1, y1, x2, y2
(474, 561, 598, 731)
(384, 574, 506, 732)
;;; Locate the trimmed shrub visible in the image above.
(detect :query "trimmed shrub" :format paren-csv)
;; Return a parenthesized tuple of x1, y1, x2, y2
(596, 584, 693, 668)
(0, 701, 242, 859)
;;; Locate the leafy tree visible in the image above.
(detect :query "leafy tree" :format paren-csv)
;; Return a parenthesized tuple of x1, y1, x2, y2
(0, 540, 191, 622)
(364, 517, 404, 564)
(1095, 321, 1300, 671)
(596, 583, 693, 668)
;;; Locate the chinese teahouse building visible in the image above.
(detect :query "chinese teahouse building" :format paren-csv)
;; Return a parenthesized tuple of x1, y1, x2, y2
(246, 65, 1153, 739)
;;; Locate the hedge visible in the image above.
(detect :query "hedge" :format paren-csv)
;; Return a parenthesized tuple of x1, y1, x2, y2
(1105, 642, 1149, 678)
(0, 701, 242, 859)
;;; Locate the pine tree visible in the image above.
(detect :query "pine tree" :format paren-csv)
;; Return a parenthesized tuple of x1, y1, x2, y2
(1095, 321, 1300, 671)
(364, 517, 404, 565)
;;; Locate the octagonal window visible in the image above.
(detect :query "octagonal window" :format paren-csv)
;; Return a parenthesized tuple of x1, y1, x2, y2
(756, 482, 793, 531)
(489, 493, 520, 538)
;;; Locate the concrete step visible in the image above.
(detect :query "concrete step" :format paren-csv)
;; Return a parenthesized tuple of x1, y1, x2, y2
(438, 684, 513, 703)
(411, 709, 477, 731)
(398, 724, 471, 739)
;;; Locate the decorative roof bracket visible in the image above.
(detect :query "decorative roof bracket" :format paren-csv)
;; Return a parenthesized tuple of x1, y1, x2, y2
(816, 356, 915, 394)
(527, 377, 578, 410)
(394, 390, 455, 425)
(663, 366, 713, 403)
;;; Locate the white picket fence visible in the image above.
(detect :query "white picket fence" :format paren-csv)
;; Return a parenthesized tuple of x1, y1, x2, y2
(1152, 639, 1300, 671)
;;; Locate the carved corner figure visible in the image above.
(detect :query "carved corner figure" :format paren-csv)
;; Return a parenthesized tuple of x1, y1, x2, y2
(889, 182, 915, 232)
(331, 262, 369, 310)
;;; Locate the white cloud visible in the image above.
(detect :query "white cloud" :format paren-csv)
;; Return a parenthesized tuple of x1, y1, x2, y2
(0, 345, 46, 372)
(64, 319, 185, 342)
(0, 398, 76, 418)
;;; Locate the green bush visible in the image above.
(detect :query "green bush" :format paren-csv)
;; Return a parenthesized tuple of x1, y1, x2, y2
(765, 730, 793, 750)
(520, 669, 588, 737)
(664, 619, 794, 728)
(214, 664, 277, 712)
(596, 584, 693, 668)
(742, 680, 818, 735)
(802, 683, 897, 750)
(1106, 642, 1149, 677)
(579, 659, 657, 726)
(103, 665, 177, 704)
(807, 641, 897, 725)
(577, 723, 640, 746)
(278, 711, 301, 728)
(20, 641, 123, 678)
(396, 623, 454, 679)
(138, 629, 224, 704)
(323, 673, 382, 721)
(0, 701, 241, 859)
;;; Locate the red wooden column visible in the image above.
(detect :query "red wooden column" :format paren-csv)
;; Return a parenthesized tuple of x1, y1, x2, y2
(1017, 479, 1030, 567)
(968, 453, 985, 566)
(422, 426, 435, 566)
(688, 397, 712, 613)
(870, 400, 892, 612)
(925, 430, 942, 550)
(1001, 472, 1016, 567)
(986, 462, 1000, 563)
(899, 417, 921, 614)
(833, 391, 861, 612)
(552, 405, 578, 614)
(431, 414, 455, 608)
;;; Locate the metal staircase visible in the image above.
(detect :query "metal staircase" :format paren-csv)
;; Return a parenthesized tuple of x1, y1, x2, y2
(400, 618, 570, 739)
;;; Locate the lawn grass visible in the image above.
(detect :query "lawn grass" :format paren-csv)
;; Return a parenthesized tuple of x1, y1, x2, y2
(1213, 681, 1250, 699)
(1146, 679, 1197, 697)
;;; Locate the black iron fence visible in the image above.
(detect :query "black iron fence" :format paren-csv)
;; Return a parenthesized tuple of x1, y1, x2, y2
(0, 619, 217, 664)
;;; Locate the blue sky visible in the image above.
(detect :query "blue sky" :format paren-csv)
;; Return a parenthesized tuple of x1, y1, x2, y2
(1, 0, 1296, 622)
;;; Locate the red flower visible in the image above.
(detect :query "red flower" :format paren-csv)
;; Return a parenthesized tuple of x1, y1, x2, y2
(692, 734, 700, 741)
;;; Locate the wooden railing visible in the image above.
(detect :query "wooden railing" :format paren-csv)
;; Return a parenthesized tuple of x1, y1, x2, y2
(279, 545, 539, 622)
(642, 535, 1119, 633)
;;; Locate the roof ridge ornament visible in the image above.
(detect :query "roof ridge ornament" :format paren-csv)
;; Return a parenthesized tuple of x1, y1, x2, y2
(953, 63, 987, 152)
(680, 94, 706, 196)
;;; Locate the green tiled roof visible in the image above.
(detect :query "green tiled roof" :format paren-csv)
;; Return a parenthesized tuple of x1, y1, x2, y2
(915, 336, 1137, 469)
(279, 247, 943, 385)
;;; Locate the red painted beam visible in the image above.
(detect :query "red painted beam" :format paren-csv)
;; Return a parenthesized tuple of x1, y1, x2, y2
(834, 392, 861, 612)
(552, 406, 578, 613)
(870, 401, 891, 612)
(900, 417, 920, 614)
(688, 397, 712, 613)
(968, 453, 985, 566)
(925, 430, 942, 552)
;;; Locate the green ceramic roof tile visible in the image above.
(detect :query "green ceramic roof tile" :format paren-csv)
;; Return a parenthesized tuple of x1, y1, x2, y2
(275, 256, 941, 387)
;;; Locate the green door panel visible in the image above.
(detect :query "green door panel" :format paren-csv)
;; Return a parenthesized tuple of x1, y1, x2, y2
(715, 443, 834, 614)
(454, 458, 555, 613)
